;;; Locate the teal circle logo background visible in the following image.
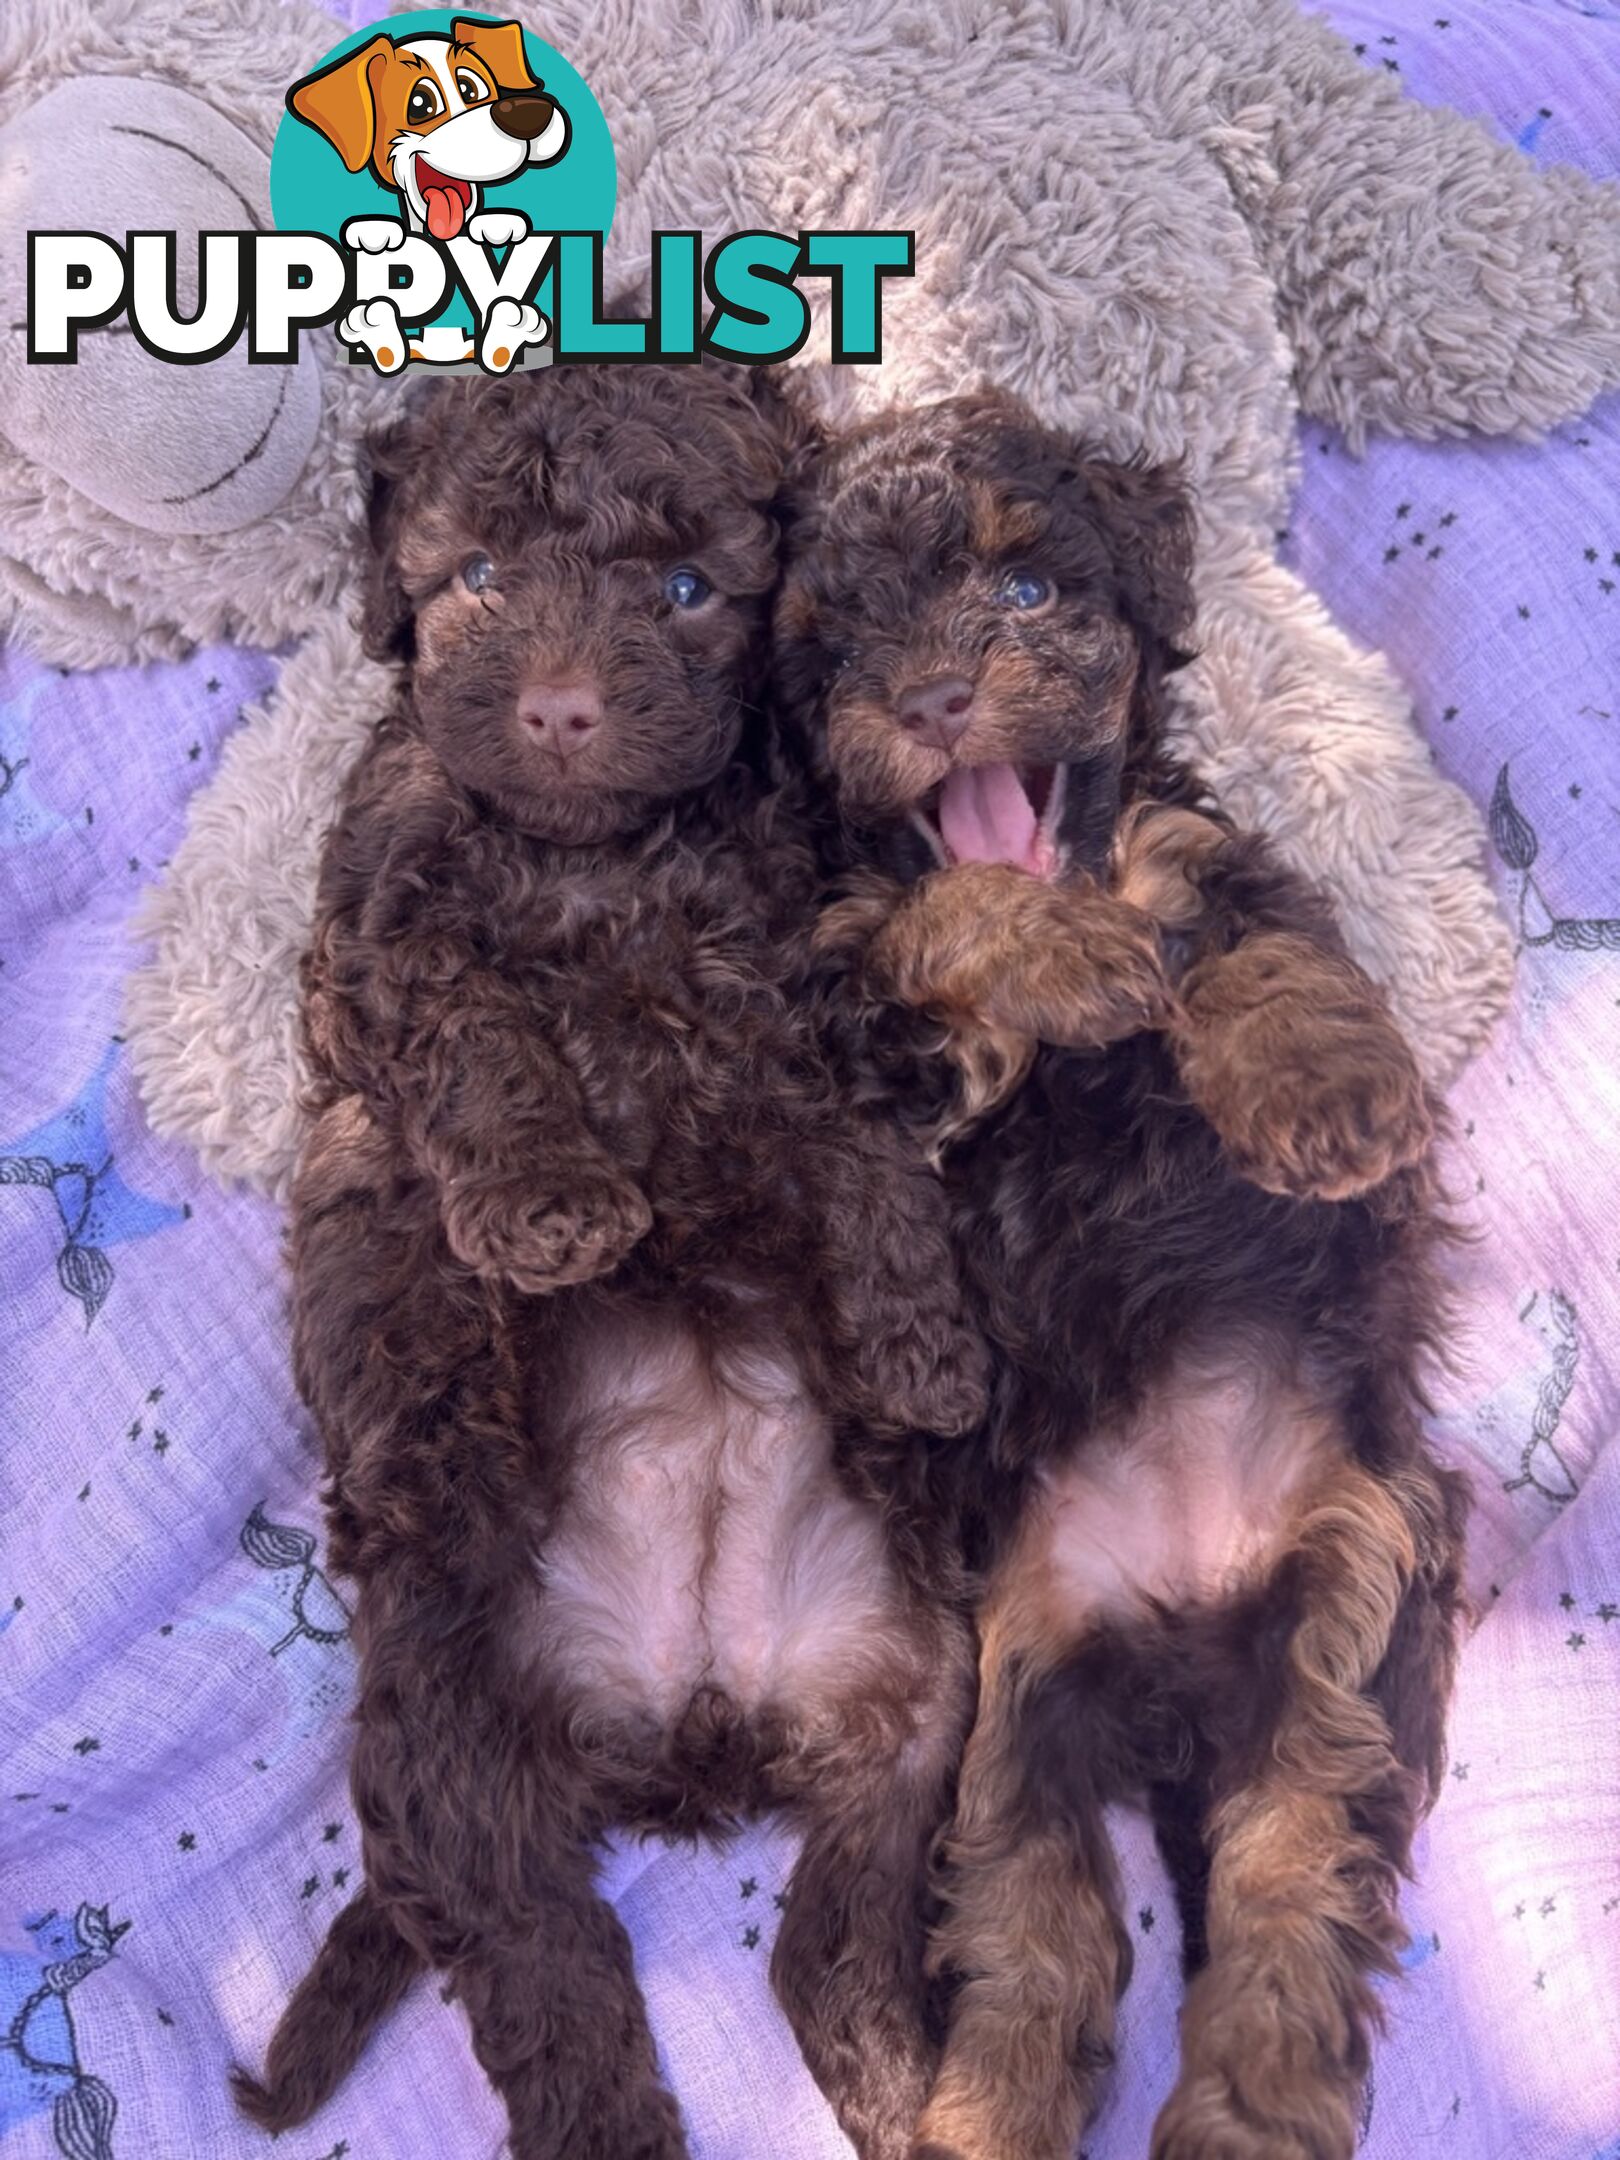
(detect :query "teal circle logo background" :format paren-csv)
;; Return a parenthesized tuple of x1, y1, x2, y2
(269, 10, 615, 244)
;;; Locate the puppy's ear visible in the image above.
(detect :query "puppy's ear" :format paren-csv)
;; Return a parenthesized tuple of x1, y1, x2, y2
(452, 17, 538, 91)
(358, 422, 414, 664)
(287, 35, 390, 174)
(1076, 457, 1198, 672)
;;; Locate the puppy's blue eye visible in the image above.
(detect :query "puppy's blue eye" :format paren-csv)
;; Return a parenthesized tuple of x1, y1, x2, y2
(995, 569, 1053, 612)
(462, 554, 496, 594)
(664, 567, 712, 609)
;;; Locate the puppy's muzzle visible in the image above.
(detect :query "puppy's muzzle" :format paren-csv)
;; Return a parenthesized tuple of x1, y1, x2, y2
(517, 679, 603, 766)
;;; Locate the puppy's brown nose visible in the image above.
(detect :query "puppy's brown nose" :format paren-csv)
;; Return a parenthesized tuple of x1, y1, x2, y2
(491, 92, 556, 141)
(517, 680, 601, 757)
(896, 675, 974, 753)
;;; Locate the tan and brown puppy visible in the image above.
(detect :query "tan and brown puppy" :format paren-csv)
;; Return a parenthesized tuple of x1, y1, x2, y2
(287, 16, 568, 241)
(779, 389, 1469, 2160)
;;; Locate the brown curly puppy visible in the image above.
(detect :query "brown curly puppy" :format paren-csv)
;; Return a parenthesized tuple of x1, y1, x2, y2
(232, 365, 987, 2160)
(776, 389, 1470, 2160)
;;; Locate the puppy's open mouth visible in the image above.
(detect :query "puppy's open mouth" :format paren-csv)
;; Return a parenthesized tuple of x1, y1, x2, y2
(415, 157, 474, 240)
(913, 762, 1067, 880)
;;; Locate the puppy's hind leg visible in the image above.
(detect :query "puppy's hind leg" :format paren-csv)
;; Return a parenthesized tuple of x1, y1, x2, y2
(1151, 1456, 1429, 2160)
(772, 1620, 975, 2160)
(450, 1865, 687, 2160)
(915, 1594, 1133, 2160)
(353, 1636, 688, 2160)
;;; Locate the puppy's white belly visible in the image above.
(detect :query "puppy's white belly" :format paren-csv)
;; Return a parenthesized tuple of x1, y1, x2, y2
(533, 1316, 905, 1724)
(1029, 1345, 1341, 1623)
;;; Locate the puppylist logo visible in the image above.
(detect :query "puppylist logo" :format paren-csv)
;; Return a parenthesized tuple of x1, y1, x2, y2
(25, 10, 913, 379)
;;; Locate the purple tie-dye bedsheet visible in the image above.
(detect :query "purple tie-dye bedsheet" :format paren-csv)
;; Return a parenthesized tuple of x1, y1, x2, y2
(2, 4, 1617, 2156)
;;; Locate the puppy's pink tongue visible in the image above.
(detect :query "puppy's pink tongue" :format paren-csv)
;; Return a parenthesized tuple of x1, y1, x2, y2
(424, 186, 465, 241)
(937, 763, 1038, 869)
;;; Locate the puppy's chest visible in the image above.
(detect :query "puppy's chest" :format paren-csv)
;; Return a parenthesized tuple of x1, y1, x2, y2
(519, 1312, 906, 1732)
(505, 869, 813, 1119)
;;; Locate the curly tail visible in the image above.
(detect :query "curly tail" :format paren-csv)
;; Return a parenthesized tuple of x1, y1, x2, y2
(232, 1888, 423, 2132)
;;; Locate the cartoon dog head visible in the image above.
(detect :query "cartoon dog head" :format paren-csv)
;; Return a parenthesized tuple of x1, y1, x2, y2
(287, 17, 569, 240)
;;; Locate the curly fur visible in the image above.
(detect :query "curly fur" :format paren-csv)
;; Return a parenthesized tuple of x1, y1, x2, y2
(777, 388, 1471, 2160)
(234, 364, 986, 2160)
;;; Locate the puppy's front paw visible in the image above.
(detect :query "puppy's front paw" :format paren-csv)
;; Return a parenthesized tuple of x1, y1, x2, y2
(1178, 936, 1431, 1202)
(996, 888, 1178, 1049)
(1226, 1040, 1431, 1203)
(444, 1167, 652, 1293)
(875, 863, 1175, 1051)
(859, 1311, 991, 1439)
(905, 1317, 992, 1438)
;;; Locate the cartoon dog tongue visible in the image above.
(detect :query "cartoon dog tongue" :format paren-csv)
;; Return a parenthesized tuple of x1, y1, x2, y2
(937, 763, 1039, 871)
(423, 184, 466, 240)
